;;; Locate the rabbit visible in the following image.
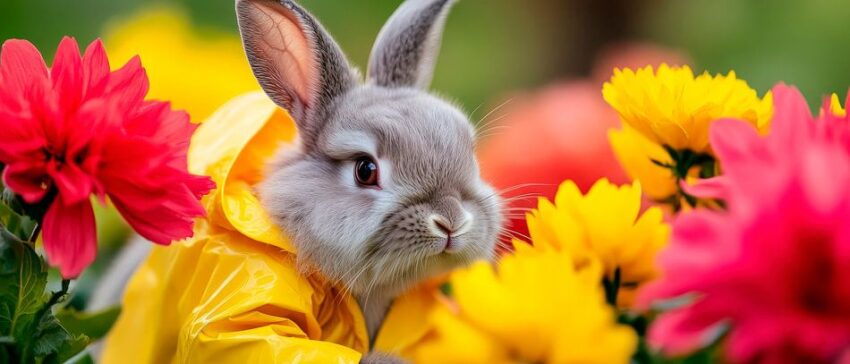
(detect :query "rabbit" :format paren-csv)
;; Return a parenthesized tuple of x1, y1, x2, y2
(236, 0, 504, 349)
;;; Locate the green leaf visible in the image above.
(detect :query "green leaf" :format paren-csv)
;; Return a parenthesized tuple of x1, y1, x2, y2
(55, 306, 121, 341)
(0, 201, 36, 242)
(2, 186, 56, 225)
(0, 235, 49, 353)
(31, 313, 71, 357)
(44, 333, 90, 364)
(0, 231, 87, 363)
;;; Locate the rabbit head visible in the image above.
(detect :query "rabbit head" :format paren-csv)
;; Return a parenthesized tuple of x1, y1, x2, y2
(236, 0, 503, 333)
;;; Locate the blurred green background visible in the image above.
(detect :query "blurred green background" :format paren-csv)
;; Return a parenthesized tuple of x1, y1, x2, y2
(2, 0, 849, 306)
(3, 0, 849, 108)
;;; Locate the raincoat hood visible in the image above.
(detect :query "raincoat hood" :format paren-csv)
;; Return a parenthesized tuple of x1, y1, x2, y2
(187, 91, 296, 253)
(102, 92, 437, 363)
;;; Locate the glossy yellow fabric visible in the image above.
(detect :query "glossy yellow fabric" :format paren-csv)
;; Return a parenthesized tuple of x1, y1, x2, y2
(102, 92, 435, 363)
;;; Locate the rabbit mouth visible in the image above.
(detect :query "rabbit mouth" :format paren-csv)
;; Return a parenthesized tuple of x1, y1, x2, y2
(429, 235, 470, 257)
(441, 234, 473, 255)
(443, 235, 453, 252)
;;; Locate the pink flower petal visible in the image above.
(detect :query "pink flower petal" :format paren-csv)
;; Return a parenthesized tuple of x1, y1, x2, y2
(709, 118, 765, 167)
(799, 144, 850, 214)
(43, 199, 97, 278)
(680, 177, 729, 200)
(648, 306, 723, 356)
(650, 82, 850, 362)
(769, 84, 814, 148)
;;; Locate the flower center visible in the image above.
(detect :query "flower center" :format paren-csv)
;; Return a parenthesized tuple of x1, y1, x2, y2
(42, 146, 65, 164)
(42, 146, 87, 168)
(39, 146, 89, 191)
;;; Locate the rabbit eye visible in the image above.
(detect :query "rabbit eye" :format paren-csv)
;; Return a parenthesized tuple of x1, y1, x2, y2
(354, 157, 379, 187)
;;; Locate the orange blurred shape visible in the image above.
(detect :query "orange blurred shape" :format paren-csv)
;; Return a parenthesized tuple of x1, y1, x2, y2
(477, 81, 626, 242)
(476, 42, 689, 242)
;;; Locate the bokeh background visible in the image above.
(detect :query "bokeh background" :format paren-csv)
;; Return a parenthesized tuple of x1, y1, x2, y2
(2, 0, 849, 305)
(4, 0, 849, 108)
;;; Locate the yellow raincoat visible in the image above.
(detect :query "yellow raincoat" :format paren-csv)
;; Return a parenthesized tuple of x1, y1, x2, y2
(102, 92, 438, 363)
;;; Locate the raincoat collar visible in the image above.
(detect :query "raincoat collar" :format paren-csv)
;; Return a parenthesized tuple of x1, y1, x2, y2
(188, 91, 298, 253)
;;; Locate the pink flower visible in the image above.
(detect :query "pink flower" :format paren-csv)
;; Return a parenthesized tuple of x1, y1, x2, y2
(0, 37, 214, 278)
(640, 84, 850, 363)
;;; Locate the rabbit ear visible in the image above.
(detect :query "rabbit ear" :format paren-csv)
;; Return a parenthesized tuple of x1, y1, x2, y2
(367, 0, 456, 89)
(236, 0, 355, 142)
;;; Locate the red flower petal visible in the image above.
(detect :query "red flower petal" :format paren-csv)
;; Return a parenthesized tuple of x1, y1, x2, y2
(51, 37, 84, 117)
(106, 173, 210, 244)
(64, 98, 110, 161)
(43, 199, 97, 279)
(0, 108, 45, 161)
(81, 39, 110, 96)
(0, 39, 49, 98)
(105, 56, 149, 114)
(2, 161, 49, 203)
(1, 38, 213, 278)
(50, 162, 94, 205)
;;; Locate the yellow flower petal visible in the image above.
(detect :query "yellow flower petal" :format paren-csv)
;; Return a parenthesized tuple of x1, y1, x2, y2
(523, 178, 670, 305)
(831, 93, 846, 117)
(602, 64, 772, 153)
(414, 306, 510, 364)
(609, 125, 678, 200)
(415, 250, 636, 363)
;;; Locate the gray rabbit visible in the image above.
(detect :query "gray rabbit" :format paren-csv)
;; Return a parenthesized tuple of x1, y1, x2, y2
(236, 0, 503, 346)
(93, 1, 503, 362)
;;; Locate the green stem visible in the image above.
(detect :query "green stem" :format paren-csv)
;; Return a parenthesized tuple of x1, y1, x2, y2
(655, 146, 717, 211)
(603, 267, 622, 306)
(28, 224, 41, 244)
(46, 279, 70, 308)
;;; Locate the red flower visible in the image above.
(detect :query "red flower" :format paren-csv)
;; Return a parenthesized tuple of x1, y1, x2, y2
(0, 37, 214, 278)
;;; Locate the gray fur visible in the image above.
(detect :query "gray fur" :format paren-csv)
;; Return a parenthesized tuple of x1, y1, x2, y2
(361, 351, 409, 364)
(368, 0, 455, 89)
(237, 0, 502, 346)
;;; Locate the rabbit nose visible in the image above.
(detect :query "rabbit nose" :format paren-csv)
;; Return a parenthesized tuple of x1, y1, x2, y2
(429, 216, 452, 237)
(427, 211, 473, 238)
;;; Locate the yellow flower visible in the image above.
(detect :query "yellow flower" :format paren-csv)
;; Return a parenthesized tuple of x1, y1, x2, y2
(522, 179, 669, 305)
(831, 93, 846, 117)
(602, 64, 773, 153)
(609, 126, 712, 207)
(608, 126, 677, 201)
(414, 249, 637, 364)
(103, 7, 260, 122)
